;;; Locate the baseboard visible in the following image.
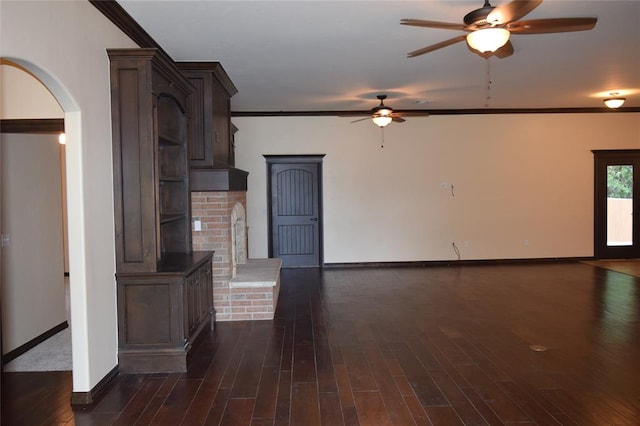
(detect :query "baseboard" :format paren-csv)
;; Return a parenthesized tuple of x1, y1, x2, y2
(323, 257, 594, 269)
(2, 321, 68, 364)
(71, 366, 119, 406)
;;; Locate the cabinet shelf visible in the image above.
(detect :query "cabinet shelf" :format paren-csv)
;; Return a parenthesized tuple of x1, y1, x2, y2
(160, 176, 185, 182)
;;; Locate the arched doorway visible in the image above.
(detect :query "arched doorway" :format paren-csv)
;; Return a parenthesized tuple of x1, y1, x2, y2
(1, 58, 89, 395)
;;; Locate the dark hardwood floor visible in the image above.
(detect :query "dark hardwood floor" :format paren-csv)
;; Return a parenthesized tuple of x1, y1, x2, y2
(3, 262, 640, 425)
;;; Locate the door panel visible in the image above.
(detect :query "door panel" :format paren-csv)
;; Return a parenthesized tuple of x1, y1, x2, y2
(267, 156, 323, 267)
(594, 150, 640, 259)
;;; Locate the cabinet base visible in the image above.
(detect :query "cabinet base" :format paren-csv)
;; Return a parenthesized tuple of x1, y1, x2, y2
(118, 311, 212, 373)
(118, 346, 190, 373)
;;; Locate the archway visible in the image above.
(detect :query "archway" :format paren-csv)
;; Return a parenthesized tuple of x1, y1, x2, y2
(1, 58, 90, 391)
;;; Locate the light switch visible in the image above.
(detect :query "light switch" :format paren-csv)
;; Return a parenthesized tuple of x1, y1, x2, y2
(194, 219, 202, 231)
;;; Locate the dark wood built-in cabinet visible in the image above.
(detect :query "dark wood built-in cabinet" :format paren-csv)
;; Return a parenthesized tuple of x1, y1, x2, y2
(177, 62, 237, 168)
(108, 48, 214, 372)
(115, 252, 212, 373)
(109, 48, 193, 271)
(177, 62, 248, 192)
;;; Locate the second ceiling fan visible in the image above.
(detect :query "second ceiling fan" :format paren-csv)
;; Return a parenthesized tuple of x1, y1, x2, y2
(344, 95, 430, 127)
(401, 0, 597, 59)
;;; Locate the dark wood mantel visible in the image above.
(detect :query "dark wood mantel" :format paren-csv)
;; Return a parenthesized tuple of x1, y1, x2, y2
(190, 167, 248, 192)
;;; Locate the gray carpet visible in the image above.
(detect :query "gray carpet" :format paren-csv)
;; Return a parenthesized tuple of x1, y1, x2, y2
(3, 328, 72, 372)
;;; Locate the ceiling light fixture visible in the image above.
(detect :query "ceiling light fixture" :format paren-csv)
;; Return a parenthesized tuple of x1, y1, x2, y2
(466, 27, 510, 53)
(371, 96, 394, 127)
(604, 93, 626, 109)
(58, 133, 66, 145)
(372, 114, 392, 127)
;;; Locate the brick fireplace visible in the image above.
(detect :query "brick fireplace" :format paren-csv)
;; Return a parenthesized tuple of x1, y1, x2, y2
(191, 191, 281, 321)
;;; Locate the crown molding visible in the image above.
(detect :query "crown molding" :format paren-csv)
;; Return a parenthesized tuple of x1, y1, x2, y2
(231, 107, 640, 117)
(89, 0, 170, 58)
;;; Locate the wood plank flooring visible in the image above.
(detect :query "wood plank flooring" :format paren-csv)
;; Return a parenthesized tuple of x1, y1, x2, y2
(3, 262, 640, 425)
(582, 259, 640, 278)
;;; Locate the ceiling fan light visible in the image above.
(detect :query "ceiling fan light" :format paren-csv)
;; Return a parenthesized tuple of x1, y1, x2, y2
(466, 27, 510, 53)
(376, 107, 393, 116)
(604, 97, 625, 109)
(372, 115, 393, 127)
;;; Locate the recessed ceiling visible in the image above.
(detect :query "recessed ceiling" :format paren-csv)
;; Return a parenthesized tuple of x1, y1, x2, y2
(117, 0, 640, 112)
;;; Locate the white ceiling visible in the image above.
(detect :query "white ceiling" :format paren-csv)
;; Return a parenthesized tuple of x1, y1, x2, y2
(117, 0, 640, 112)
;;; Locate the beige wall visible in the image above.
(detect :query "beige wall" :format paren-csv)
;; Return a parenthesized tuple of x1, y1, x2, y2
(1, 134, 66, 353)
(1, 62, 70, 272)
(1, 63, 69, 355)
(0, 64, 64, 119)
(1, 0, 137, 393)
(234, 113, 640, 263)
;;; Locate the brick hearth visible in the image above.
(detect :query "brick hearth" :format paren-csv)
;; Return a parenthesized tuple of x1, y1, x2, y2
(191, 191, 280, 321)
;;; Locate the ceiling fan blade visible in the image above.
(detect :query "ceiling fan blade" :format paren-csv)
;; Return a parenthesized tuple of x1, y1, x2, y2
(407, 35, 467, 58)
(400, 18, 466, 31)
(339, 112, 368, 117)
(506, 17, 597, 34)
(395, 111, 430, 117)
(494, 40, 514, 58)
(487, 0, 542, 25)
(392, 116, 406, 123)
(349, 117, 371, 123)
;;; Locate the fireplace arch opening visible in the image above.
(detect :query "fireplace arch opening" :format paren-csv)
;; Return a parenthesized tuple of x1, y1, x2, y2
(230, 202, 247, 278)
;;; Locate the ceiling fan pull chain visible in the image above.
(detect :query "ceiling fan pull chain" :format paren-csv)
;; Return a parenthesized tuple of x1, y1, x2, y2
(484, 57, 492, 107)
(380, 127, 385, 148)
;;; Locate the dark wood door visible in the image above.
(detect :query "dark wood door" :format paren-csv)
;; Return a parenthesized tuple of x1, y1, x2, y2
(594, 150, 640, 259)
(266, 156, 324, 267)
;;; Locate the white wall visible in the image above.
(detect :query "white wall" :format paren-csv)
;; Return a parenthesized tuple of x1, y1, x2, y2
(1, 0, 137, 393)
(234, 113, 640, 263)
(1, 134, 66, 353)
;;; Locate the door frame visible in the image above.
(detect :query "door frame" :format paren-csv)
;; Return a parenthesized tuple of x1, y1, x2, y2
(593, 149, 640, 259)
(265, 154, 325, 267)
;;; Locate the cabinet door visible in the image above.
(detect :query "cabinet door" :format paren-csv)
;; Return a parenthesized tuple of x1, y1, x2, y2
(110, 58, 158, 272)
(184, 74, 211, 167)
(186, 271, 199, 335)
(178, 63, 237, 169)
(199, 261, 212, 322)
(211, 77, 231, 166)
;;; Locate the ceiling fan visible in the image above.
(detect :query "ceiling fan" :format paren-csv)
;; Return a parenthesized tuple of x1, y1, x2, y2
(343, 95, 430, 127)
(401, 0, 597, 59)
